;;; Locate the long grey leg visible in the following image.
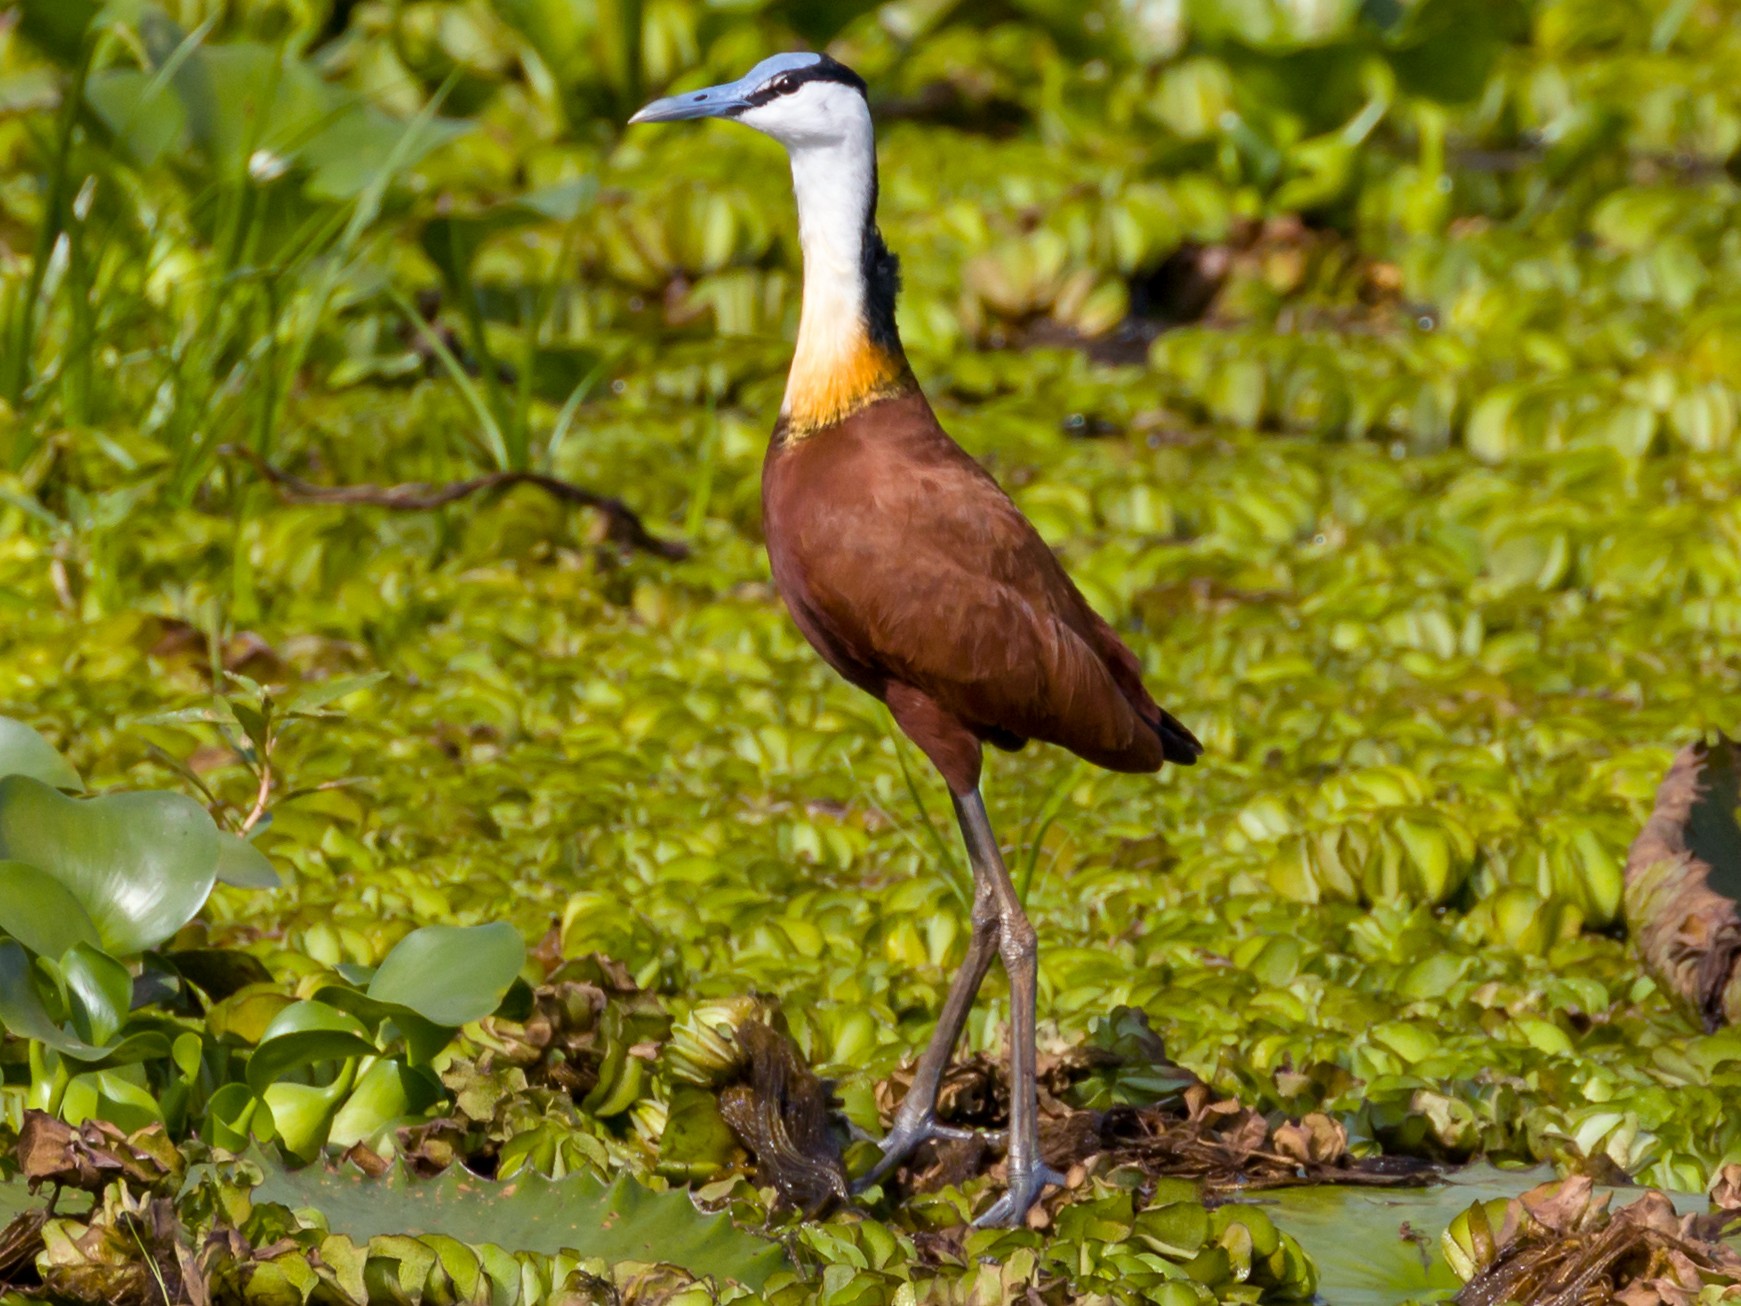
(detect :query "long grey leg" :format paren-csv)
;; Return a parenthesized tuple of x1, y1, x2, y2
(854, 795, 1003, 1193)
(957, 788, 1066, 1228)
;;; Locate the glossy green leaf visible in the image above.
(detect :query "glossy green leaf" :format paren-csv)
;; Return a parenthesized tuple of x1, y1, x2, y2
(327, 1058, 444, 1148)
(0, 716, 80, 790)
(0, 859, 101, 958)
(0, 940, 168, 1066)
(0, 776, 219, 956)
(247, 1000, 378, 1093)
(58, 942, 132, 1047)
(365, 922, 525, 1028)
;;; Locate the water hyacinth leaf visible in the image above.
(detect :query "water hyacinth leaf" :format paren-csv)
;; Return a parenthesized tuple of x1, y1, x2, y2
(203, 1082, 276, 1151)
(657, 1086, 740, 1180)
(0, 717, 81, 790)
(312, 985, 454, 1066)
(214, 832, 280, 889)
(265, 1072, 359, 1161)
(247, 1000, 378, 1093)
(0, 860, 101, 958)
(58, 1069, 165, 1132)
(57, 942, 132, 1048)
(365, 922, 525, 1028)
(328, 1059, 444, 1149)
(252, 1158, 789, 1290)
(0, 776, 219, 957)
(0, 941, 169, 1067)
(206, 984, 295, 1046)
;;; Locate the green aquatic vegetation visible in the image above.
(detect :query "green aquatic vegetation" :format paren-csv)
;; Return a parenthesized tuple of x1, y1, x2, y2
(4, 0, 1741, 1299)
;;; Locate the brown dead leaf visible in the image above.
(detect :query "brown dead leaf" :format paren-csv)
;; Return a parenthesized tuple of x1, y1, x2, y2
(1511, 1174, 1607, 1240)
(339, 1142, 389, 1178)
(1710, 1162, 1741, 1212)
(1271, 1113, 1349, 1167)
(17, 1112, 181, 1196)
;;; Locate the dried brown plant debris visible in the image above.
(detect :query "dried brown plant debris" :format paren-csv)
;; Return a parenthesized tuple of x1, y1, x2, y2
(717, 1021, 848, 1217)
(1451, 1175, 1741, 1305)
(872, 1049, 1433, 1201)
(1625, 734, 1741, 1030)
(16, 1112, 183, 1197)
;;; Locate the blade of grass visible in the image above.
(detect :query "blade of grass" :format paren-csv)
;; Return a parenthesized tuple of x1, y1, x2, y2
(3, 26, 94, 423)
(510, 285, 537, 471)
(387, 284, 510, 469)
(263, 72, 464, 468)
(439, 218, 515, 464)
(1017, 761, 1087, 904)
(543, 352, 613, 472)
(683, 400, 720, 539)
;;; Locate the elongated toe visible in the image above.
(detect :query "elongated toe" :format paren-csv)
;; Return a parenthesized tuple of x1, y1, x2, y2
(972, 1162, 1066, 1228)
(853, 1113, 1003, 1195)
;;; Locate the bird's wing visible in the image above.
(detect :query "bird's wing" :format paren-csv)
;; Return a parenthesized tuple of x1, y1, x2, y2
(791, 432, 1173, 768)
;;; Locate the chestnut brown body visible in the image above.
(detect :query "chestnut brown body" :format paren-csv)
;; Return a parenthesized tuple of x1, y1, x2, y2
(763, 388, 1200, 795)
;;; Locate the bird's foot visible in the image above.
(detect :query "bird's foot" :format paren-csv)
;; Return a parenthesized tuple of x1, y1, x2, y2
(972, 1159, 1067, 1229)
(852, 1112, 1005, 1195)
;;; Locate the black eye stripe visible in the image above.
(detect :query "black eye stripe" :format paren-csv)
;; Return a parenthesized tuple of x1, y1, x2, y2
(737, 56, 867, 110)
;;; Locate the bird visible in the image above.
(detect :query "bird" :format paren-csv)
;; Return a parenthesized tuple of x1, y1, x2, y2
(630, 51, 1201, 1227)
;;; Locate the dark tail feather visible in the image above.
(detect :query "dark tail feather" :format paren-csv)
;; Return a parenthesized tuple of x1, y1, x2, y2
(1151, 708, 1203, 766)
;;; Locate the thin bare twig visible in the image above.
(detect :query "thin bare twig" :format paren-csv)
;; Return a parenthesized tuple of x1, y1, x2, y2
(221, 446, 689, 560)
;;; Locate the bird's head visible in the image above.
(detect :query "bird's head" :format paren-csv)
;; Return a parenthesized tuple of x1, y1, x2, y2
(630, 52, 905, 435)
(628, 52, 869, 150)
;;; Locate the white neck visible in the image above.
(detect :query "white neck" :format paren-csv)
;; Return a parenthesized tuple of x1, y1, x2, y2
(782, 124, 876, 416)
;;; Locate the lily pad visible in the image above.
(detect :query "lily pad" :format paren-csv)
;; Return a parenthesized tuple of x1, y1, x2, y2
(0, 776, 218, 956)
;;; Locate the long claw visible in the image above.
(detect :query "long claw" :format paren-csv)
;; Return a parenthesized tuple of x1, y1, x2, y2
(852, 1113, 1005, 1195)
(972, 1161, 1067, 1228)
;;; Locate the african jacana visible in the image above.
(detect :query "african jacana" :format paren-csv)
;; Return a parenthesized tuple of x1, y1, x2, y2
(631, 52, 1201, 1227)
